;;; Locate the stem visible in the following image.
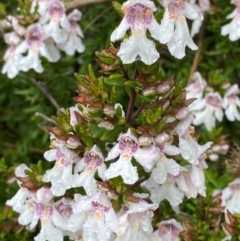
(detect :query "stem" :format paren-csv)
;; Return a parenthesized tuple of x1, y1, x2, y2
(131, 101, 145, 122)
(35, 112, 57, 124)
(28, 77, 61, 110)
(120, 65, 129, 80)
(126, 88, 136, 124)
(132, 176, 149, 187)
(188, 14, 207, 84)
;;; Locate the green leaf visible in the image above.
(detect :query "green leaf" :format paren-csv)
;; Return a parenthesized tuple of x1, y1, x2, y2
(100, 126, 123, 142)
(104, 77, 126, 86)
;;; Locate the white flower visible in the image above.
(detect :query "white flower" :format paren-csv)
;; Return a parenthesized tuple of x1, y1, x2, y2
(34, 204, 67, 241)
(43, 145, 81, 196)
(110, 0, 161, 65)
(2, 45, 21, 79)
(55, 198, 85, 233)
(58, 9, 85, 55)
(174, 113, 212, 165)
(147, 176, 184, 207)
(6, 164, 31, 212)
(69, 106, 83, 127)
(159, 0, 203, 58)
(193, 92, 224, 130)
(73, 145, 107, 196)
(150, 218, 183, 241)
(190, 0, 210, 37)
(45, 37, 61, 62)
(104, 129, 159, 184)
(150, 144, 181, 184)
(31, 0, 49, 16)
(115, 194, 158, 241)
(16, 24, 53, 73)
(221, 178, 240, 214)
(223, 84, 240, 121)
(1, 32, 22, 79)
(221, 7, 240, 41)
(175, 168, 198, 198)
(40, 0, 70, 44)
(7, 16, 26, 36)
(186, 72, 207, 111)
(72, 193, 118, 241)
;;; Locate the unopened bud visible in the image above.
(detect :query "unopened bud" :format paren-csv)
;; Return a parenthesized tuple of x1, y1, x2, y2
(180, 231, 196, 241)
(103, 104, 115, 117)
(97, 181, 110, 192)
(67, 137, 81, 149)
(183, 219, 194, 231)
(212, 145, 221, 152)
(138, 135, 152, 146)
(98, 121, 114, 130)
(154, 131, 172, 145)
(36, 187, 53, 203)
(212, 193, 222, 205)
(209, 206, 225, 214)
(156, 83, 170, 94)
(221, 144, 229, 151)
(222, 223, 238, 236)
(108, 189, 119, 200)
(142, 86, 156, 96)
(209, 153, 219, 162)
(226, 210, 238, 226)
(176, 107, 189, 120)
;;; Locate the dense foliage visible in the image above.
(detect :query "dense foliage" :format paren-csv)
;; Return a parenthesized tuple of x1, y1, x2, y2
(1, 0, 240, 240)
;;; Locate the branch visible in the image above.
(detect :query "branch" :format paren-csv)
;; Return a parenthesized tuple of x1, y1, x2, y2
(35, 112, 57, 124)
(28, 76, 61, 110)
(0, 0, 112, 31)
(188, 14, 208, 84)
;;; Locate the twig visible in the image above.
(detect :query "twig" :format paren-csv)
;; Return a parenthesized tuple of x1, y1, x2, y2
(0, 0, 112, 31)
(3, 142, 45, 155)
(35, 112, 57, 124)
(27, 76, 61, 110)
(83, 5, 112, 33)
(133, 176, 149, 187)
(126, 88, 136, 124)
(188, 14, 208, 84)
(131, 101, 145, 122)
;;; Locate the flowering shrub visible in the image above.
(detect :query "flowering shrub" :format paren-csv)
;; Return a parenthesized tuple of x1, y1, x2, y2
(1, 0, 240, 241)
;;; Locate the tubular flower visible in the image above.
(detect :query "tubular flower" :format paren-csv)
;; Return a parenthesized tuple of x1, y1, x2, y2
(159, 0, 203, 59)
(111, 0, 161, 65)
(104, 129, 159, 184)
(221, 0, 240, 41)
(16, 24, 53, 73)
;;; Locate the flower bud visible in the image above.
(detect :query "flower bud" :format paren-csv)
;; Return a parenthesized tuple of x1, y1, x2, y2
(222, 223, 238, 236)
(142, 86, 156, 96)
(221, 144, 229, 151)
(67, 137, 81, 149)
(212, 145, 221, 152)
(156, 83, 170, 94)
(226, 210, 238, 226)
(138, 135, 152, 146)
(176, 107, 189, 120)
(103, 104, 115, 117)
(154, 131, 172, 145)
(98, 121, 114, 130)
(36, 187, 54, 204)
(209, 153, 219, 161)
